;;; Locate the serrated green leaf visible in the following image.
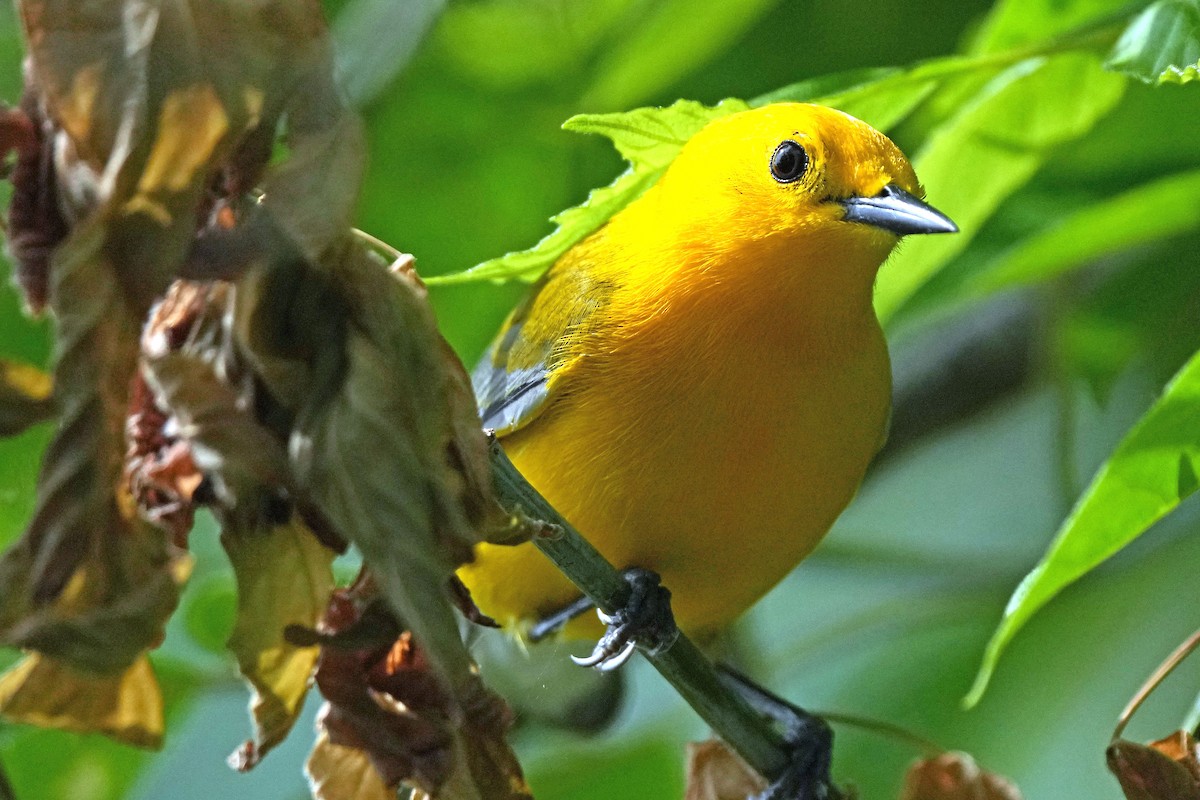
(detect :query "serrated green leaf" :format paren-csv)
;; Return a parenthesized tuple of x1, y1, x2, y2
(563, 99, 750, 168)
(966, 347, 1200, 706)
(874, 53, 1126, 324)
(1106, 0, 1200, 84)
(957, 169, 1200, 302)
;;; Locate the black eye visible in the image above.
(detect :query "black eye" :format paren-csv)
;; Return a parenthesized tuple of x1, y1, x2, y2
(770, 140, 808, 183)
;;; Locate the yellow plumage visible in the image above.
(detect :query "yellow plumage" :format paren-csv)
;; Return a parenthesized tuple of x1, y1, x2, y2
(458, 103, 953, 639)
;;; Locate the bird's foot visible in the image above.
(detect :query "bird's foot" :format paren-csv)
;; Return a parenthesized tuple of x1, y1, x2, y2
(570, 568, 679, 671)
(528, 595, 595, 642)
(718, 666, 844, 800)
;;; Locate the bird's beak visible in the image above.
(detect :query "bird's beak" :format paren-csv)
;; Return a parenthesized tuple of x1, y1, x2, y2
(840, 184, 958, 236)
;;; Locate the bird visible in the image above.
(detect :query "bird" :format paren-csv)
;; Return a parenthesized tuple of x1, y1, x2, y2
(457, 102, 956, 651)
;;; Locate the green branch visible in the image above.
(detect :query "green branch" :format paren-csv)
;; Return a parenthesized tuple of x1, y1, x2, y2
(488, 438, 789, 780)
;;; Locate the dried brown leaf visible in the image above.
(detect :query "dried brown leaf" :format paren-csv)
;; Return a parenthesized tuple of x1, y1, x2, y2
(0, 551, 192, 675)
(0, 0, 301, 678)
(138, 283, 294, 514)
(224, 517, 336, 771)
(310, 583, 455, 792)
(306, 728, 393, 800)
(684, 739, 768, 800)
(0, 654, 163, 749)
(300, 578, 530, 800)
(899, 752, 1022, 800)
(247, 239, 519, 799)
(126, 369, 201, 545)
(1108, 732, 1200, 800)
(4, 89, 66, 313)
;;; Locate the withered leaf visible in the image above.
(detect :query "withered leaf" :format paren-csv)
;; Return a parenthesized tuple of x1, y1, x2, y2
(684, 739, 767, 800)
(224, 516, 336, 771)
(4, 90, 67, 313)
(2, 0, 300, 679)
(899, 752, 1022, 800)
(0, 550, 192, 675)
(440, 678, 533, 800)
(138, 282, 294, 515)
(0, 654, 164, 749)
(1108, 732, 1200, 800)
(310, 582, 455, 793)
(303, 577, 530, 800)
(0, 217, 175, 646)
(305, 728, 394, 800)
(284, 239, 496, 692)
(0, 358, 54, 436)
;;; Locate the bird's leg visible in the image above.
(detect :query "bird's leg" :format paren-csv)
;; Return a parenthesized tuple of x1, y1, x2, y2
(528, 595, 596, 642)
(565, 567, 679, 672)
(718, 666, 843, 800)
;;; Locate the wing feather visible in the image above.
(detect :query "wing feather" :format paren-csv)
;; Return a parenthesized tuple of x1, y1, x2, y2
(472, 250, 613, 435)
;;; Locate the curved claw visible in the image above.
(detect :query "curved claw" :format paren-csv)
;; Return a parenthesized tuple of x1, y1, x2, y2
(570, 569, 678, 672)
(596, 638, 638, 672)
(570, 637, 637, 670)
(570, 649, 606, 668)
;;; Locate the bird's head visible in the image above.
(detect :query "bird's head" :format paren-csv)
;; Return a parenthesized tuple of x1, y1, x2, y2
(655, 103, 956, 280)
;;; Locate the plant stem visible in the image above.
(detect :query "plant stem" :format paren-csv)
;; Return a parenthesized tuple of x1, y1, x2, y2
(488, 438, 789, 780)
(1113, 627, 1200, 741)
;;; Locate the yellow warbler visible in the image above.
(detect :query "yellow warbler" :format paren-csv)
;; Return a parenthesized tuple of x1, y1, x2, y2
(458, 103, 955, 641)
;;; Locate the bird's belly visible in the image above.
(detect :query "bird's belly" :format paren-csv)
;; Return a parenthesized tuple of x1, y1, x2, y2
(457, 334, 890, 638)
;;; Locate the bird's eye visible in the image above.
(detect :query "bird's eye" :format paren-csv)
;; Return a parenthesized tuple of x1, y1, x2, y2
(770, 141, 808, 184)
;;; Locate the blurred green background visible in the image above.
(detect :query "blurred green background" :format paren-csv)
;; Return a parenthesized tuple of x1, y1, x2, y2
(2, 0, 1200, 798)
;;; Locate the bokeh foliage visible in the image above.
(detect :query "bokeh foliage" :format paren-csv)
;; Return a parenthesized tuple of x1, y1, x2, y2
(1, 0, 1200, 799)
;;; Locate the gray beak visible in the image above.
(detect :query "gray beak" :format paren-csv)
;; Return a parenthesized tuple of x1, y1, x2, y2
(840, 184, 958, 236)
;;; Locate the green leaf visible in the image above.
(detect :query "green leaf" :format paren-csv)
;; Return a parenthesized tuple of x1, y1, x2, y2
(874, 53, 1126, 325)
(972, 0, 1131, 54)
(1106, 0, 1200, 84)
(955, 169, 1200, 302)
(278, 239, 495, 693)
(966, 347, 1200, 706)
(563, 98, 750, 168)
(755, 65, 940, 132)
